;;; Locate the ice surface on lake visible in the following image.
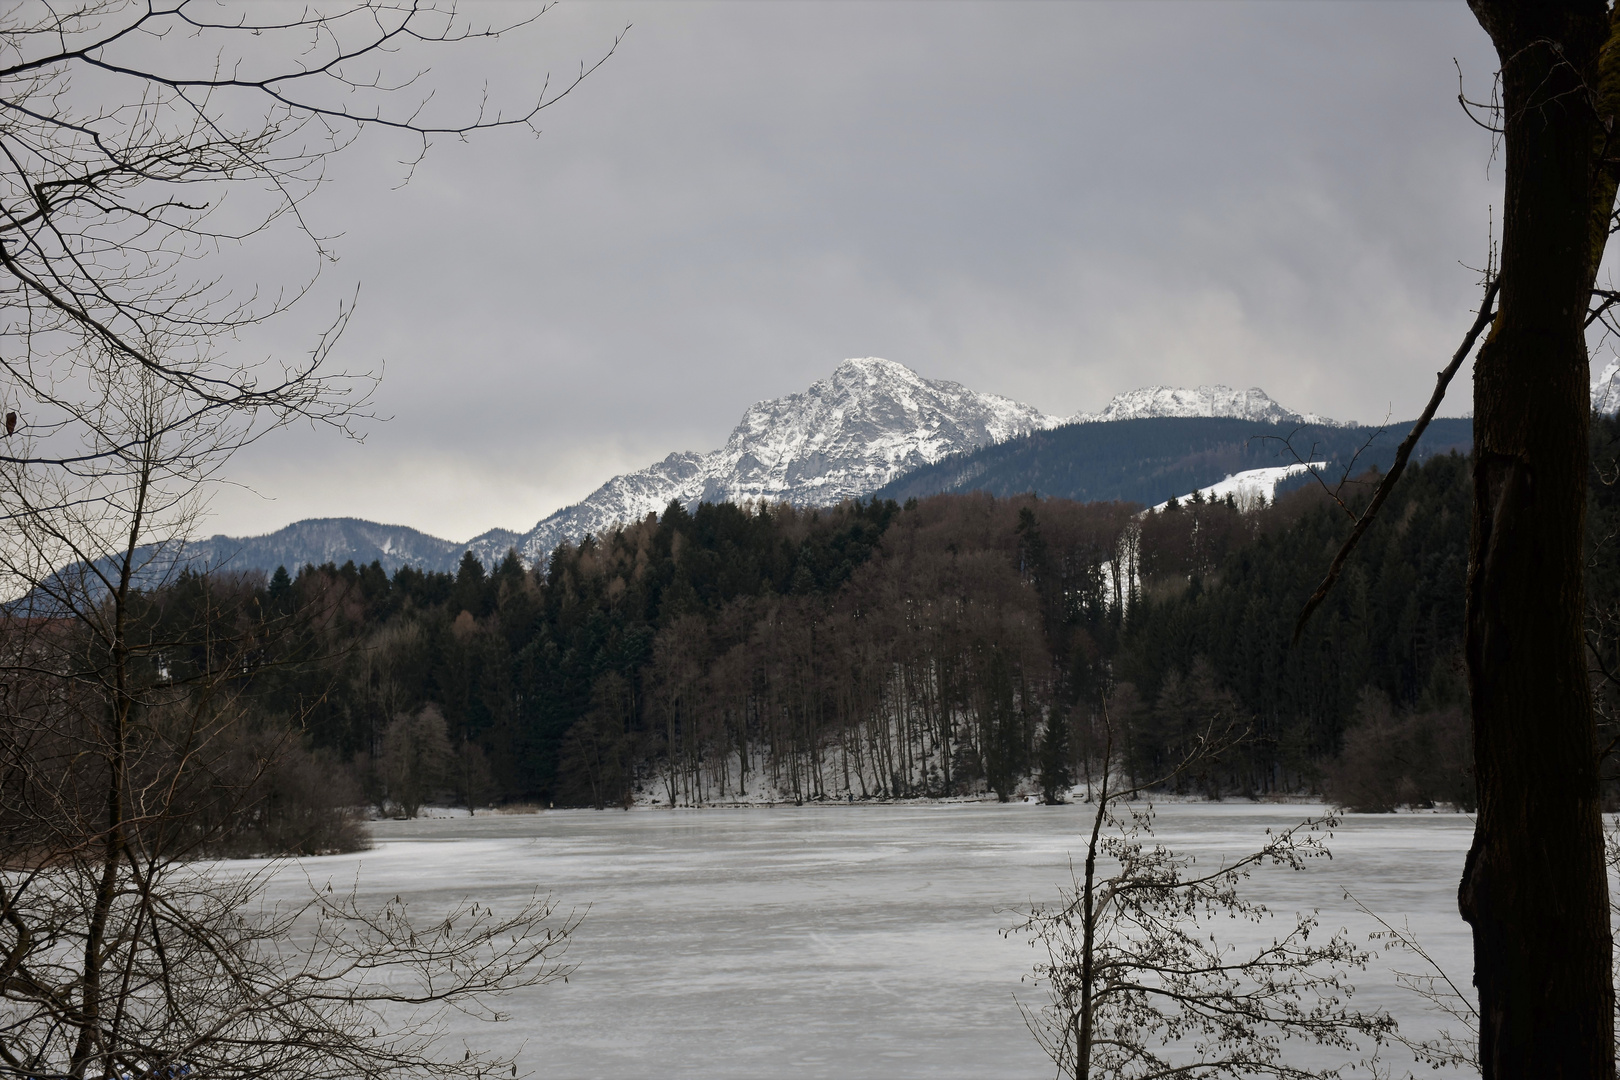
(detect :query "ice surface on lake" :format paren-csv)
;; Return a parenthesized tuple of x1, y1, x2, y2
(249, 803, 1477, 1079)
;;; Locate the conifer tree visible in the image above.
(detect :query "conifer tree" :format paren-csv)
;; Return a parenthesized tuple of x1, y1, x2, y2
(1040, 715, 1074, 804)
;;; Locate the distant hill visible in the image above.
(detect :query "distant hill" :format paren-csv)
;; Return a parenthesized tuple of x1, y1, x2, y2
(870, 416, 1475, 507)
(12, 517, 499, 614)
(173, 517, 487, 577)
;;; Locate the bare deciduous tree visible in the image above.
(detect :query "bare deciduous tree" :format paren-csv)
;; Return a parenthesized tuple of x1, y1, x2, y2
(0, 4, 613, 1077)
(382, 703, 452, 819)
(1455, 5, 1618, 1069)
(1011, 711, 1393, 1080)
(1, 857, 578, 1080)
(0, 2, 618, 504)
(1286, 2, 1620, 1065)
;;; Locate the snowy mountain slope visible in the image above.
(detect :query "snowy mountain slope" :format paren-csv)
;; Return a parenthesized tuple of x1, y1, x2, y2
(465, 451, 708, 568)
(461, 527, 524, 570)
(44, 520, 474, 604)
(1593, 358, 1620, 415)
(1072, 384, 1336, 426)
(90, 358, 1056, 581)
(505, 357, 1059, 561)
(1149, 463, 1327, 512)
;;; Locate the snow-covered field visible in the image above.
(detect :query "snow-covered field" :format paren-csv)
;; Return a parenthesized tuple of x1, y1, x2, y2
(251, 803, 1479, 1079)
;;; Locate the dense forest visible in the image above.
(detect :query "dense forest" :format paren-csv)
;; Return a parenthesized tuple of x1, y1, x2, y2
(124, 414, 1620, 819)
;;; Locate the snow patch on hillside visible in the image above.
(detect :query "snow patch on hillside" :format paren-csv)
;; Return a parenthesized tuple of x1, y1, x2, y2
(1150, 463, 1325, 512)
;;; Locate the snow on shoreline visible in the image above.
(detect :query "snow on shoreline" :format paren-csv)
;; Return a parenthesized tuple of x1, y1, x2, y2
(388, 788, 1467, 819)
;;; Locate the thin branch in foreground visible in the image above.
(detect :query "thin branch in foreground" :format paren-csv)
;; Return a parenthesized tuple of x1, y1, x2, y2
(1258, 416, 1389, 523)
(1292, 274, 1499, 645)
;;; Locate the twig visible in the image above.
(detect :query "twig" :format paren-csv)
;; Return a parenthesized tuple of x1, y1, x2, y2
(1260, 420, 1388, 521)
(1456, 58, 1505, 134)
(1292, 275, 1499, 644)
(1586, 288, 1620, 328)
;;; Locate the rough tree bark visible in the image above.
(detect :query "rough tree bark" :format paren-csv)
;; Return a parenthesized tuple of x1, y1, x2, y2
(1462, 2, 1618, 1075)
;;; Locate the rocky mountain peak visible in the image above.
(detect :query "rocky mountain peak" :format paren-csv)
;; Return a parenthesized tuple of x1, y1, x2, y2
(1071, 383, 1335, 427)
(496, 358, 1058, 562)
(830, 355, 916, 385)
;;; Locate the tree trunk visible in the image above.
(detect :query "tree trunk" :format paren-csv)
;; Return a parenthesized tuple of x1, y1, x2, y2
(1463, 3, 1616, 1075)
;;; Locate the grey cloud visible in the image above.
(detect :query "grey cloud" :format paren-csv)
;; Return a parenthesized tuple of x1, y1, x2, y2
(205, 1, 1501, 542)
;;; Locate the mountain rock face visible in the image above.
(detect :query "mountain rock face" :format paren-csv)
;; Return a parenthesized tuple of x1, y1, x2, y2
(1071, 384, 1335, 427)
(496, 357, 1059, 562)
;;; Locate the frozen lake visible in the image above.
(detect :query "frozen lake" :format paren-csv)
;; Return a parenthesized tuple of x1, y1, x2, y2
(255, 802, 1478, 1079)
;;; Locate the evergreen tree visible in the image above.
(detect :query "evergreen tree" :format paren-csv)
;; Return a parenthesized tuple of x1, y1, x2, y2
(981, 648, 1024, 802)
(1038, 714, 1073, 804)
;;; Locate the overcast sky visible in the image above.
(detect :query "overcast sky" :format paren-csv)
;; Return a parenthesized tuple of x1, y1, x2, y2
(208, 1, 1511, 543)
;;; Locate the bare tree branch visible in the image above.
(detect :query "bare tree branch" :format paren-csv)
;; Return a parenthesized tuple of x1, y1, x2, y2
(1292, 274, 1499, 645)
(0, 6, 602, 1076)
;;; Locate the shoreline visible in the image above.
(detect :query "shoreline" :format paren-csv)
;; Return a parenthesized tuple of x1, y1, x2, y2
(386, 790, 1471, 820)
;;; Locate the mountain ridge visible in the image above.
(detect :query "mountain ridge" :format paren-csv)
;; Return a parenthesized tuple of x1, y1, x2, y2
(870, 415, 1476, 507)
(487, 356, 1061, 563)
(156, 361, 1350, 576)
(156, 518, 473, 580)
(1069, 383, 1336, 426)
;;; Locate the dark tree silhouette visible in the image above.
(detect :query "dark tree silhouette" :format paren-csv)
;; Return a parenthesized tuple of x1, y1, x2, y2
(1459, 3, 1618, 1074)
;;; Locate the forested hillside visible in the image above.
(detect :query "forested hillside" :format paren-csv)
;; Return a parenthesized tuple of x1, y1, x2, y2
(125, 415, 1620, 816)
(872, 415, 1474, 506)
(113, 439, 1520, 814)
(110, 413, 1474, 588)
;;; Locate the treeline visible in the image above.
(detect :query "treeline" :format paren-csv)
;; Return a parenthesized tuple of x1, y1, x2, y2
(132, 444, 1512, 813)
(119, 418, 1620, 818)
(0, 570, 369, 859)
(252, 499, 908, 808)
(1121, 453, 1473, 809)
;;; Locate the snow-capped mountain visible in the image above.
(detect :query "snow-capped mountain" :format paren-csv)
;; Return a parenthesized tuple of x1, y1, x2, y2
(489, 357, 1059, 562)
(140, 365, 1349, 578)
(1071, 384, 1336, 426)
(1593, 358, 1620, 414)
